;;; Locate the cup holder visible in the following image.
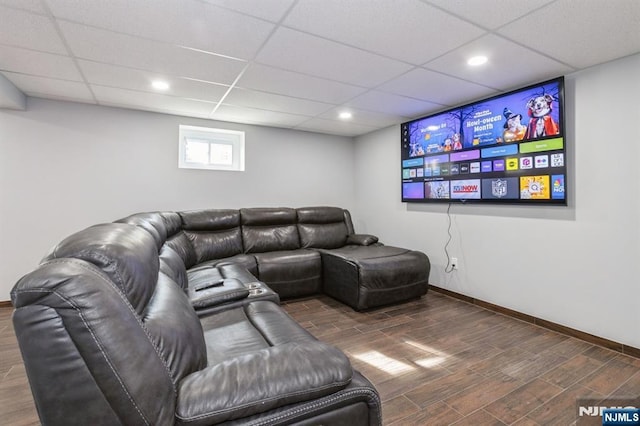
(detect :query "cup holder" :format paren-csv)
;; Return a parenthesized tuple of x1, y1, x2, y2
(249, 288, 266, 296)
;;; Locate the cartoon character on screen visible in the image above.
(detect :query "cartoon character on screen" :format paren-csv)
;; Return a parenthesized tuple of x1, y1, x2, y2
(442, 138, 453, 152)
(409, 141, 425, 157)
(524, 94, 560, 139)
(452, 133, 463, 150)
(502, 108, 527, 143)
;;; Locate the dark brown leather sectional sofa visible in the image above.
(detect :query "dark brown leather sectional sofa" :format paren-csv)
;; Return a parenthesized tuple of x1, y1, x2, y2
(11, 206, 430, 425)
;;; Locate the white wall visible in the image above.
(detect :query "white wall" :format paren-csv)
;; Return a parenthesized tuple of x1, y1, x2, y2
(353, 53, 640, 348)
(0, 99, 355, 299)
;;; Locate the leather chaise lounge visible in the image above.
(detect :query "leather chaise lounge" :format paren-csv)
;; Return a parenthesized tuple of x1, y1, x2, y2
(10, 206, 430, 425)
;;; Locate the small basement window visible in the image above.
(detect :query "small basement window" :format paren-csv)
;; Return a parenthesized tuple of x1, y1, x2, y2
(178, 125, 245, 171)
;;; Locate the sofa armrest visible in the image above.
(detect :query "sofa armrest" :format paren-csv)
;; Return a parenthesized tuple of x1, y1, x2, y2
(175, 341, 353, 426)
(188, 277, 249, 309)
(346, 233, 379, 246)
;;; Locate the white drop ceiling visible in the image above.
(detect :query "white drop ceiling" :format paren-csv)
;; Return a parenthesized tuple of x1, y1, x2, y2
(1, 0, 639, 137)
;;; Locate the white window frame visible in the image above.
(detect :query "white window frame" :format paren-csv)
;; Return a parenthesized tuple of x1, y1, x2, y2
(178, 125, 245, 171)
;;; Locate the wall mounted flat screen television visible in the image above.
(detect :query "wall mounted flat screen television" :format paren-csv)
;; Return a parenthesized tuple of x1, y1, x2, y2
(401, 77, 566, 205)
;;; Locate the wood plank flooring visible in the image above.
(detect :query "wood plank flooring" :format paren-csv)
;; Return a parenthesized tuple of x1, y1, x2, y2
(1, 292, 639, 425)
(281, 293, 640, 425)
(0, 307, 39, 425)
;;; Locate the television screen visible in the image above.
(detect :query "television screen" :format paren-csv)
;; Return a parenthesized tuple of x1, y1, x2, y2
(401, 77, 566, 205)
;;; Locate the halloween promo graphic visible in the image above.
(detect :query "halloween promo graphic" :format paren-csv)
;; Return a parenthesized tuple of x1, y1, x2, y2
(405, 81, 561, 156)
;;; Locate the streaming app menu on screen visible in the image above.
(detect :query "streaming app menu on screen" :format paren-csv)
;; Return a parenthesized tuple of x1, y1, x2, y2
(401, 78, 566, 204)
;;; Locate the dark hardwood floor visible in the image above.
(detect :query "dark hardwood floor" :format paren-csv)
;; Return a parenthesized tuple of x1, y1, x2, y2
(1, 291, 639, 425)
(0, 306, 40, 426)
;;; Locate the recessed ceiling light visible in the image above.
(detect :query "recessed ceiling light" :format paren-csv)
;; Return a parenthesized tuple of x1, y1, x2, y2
(467, 55, 488, 66)
(339, 111, 352, 120)
(151, 80, 170, 91)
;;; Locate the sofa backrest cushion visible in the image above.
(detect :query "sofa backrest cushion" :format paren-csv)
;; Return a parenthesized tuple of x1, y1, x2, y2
(42, 223, 159, 315)
(162, 211, 183, 238)
(165, 232, 198, 269)
(240, 208, 300, 253)
(159, 244, 189, 290)
(142, 271, 208, 383)
(115, 212, 169, 250)
(180, 209, 244, 263)
(297, 207, 349, 249)
(40, 223, 207, 382)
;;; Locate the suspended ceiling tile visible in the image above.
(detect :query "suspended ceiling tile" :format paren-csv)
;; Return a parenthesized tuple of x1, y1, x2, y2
(425, 0, 556, 29)
(378, 67, 497, 107)
(0, 45, 83, 81)
(212, 104, 311, 128)
(3, 72, 94, 103)
(294, 117, 378, 137)
(424, 34, 574, 91)
(79, 60, 229, 103)
(92, 85, 217, 117)
(498, 0, 640, 69)
(201, 0, 296, 22)
(284, 0, 486, 64)
(255, 27, 412, 87)
(238, 63, 368, 104)
(47, 0, 275, 60)
(318, 107, 407, 128)
(59, 21, 247, 85)
(223, 87, 334, 116)
(0, 0, 48, 14)
(344, 90, 445, 118)
(0, 5, 68, 54)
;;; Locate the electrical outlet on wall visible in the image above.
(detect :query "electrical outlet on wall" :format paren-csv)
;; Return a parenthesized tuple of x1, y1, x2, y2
(451, 257, 458, 270)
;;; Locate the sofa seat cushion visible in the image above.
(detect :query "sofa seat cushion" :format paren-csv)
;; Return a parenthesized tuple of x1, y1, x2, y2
(200, 305, 270, 364)
(177, 301, 352, 425)
(323, 245, 408, 261)
(176, 341, 352, 426)
(243, 300, 320, 345)
(189, 254, 257, 276)
(254, 250, 321, 298)
(200, 301, 315, 364)
(187, 263, 261, 295)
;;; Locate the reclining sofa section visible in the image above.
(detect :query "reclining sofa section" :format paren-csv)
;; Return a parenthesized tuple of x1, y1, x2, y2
(118, 206, 430, 312)
(11, 222, 381, 426)
(10, 206, 429, 425)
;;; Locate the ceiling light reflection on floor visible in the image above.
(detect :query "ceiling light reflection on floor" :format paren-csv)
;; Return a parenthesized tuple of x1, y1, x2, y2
(353, 351, 415, 375)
